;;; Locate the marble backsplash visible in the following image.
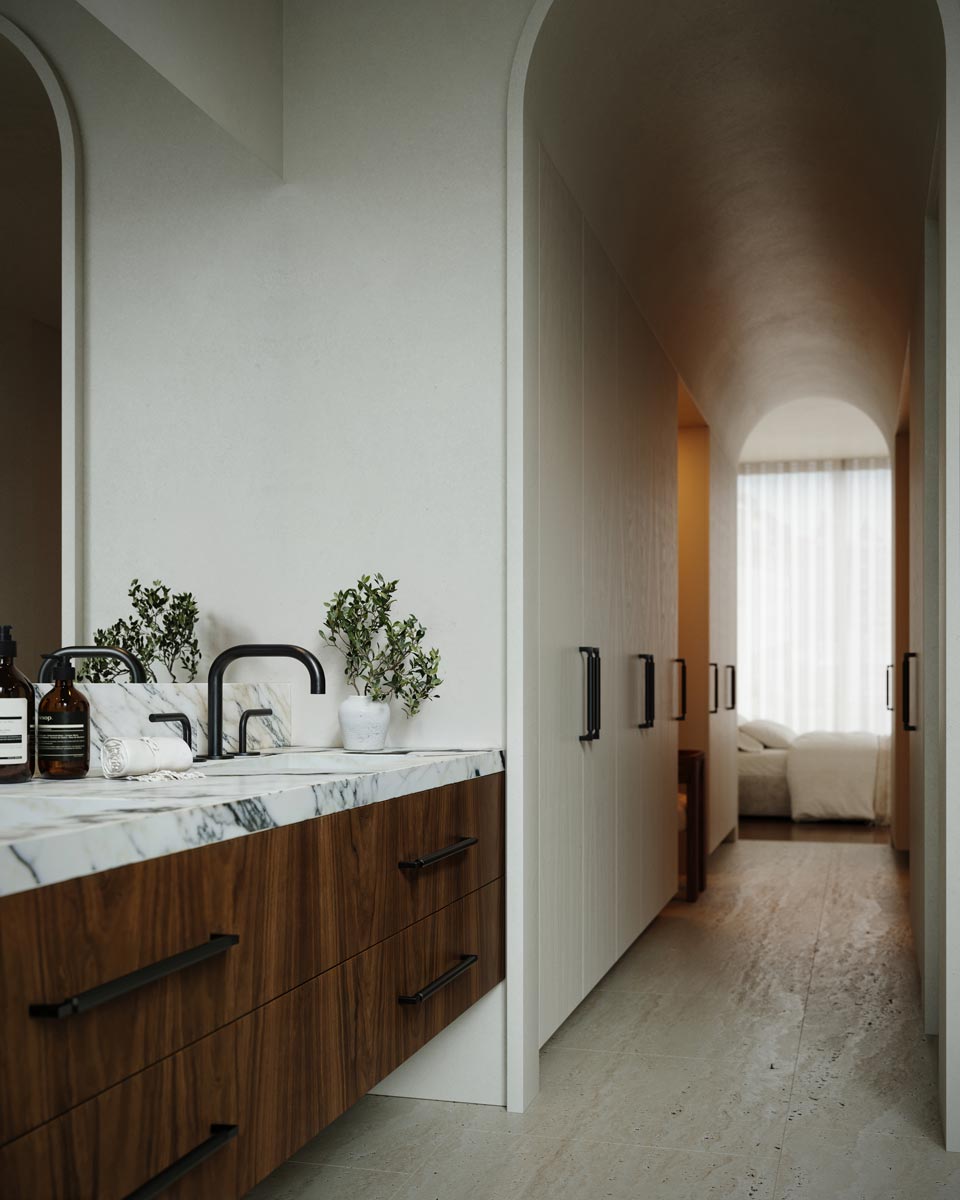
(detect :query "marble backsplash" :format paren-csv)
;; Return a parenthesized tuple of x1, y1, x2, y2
(31, 682, 293, 759)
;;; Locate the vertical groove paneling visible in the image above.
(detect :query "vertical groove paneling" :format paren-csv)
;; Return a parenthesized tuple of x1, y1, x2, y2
(537, 148, 584, 1044)
(581, 223, 620, 992)
(709, 435, 739, 850)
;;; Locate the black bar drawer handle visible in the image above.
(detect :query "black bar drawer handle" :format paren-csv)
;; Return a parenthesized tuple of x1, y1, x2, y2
(709, 663, 719, 715)
(399, 836, 478, 870)
(29, 933, 240, 1020)
(637, 653, 655, 729)
(123, 1124, 238, 1200)
(724, 664, 737, 711)
(886, 664, 895, 713)
(903, 651, 918, 731)
(674, 658, 687, 721)
(579, 647, 600, 742)
(398, 954, 478, 1005)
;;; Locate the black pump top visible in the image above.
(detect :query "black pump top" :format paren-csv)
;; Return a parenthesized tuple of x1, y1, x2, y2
(0, 626, 15, 656)
(43, 656, 76, 682)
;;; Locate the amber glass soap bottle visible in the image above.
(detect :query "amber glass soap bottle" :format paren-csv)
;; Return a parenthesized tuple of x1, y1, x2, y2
(0, 625, 35, 783)
(38, 659, 90, 779)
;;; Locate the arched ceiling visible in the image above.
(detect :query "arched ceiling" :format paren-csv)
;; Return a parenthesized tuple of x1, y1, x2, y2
(526, 0, 944, 458)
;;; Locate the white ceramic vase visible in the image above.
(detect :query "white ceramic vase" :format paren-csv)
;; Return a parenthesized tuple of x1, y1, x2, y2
(338, 695, 391, 750)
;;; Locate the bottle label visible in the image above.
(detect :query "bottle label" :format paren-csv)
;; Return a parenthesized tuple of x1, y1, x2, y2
(38, 712, 88, 760)
(0, 698, 28, 764)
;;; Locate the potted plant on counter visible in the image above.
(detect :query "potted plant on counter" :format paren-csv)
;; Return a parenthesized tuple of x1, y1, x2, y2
(320, 573, 442, 750)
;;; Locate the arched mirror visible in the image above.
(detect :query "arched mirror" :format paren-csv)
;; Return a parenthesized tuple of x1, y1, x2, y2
(0, 19, 80, 674)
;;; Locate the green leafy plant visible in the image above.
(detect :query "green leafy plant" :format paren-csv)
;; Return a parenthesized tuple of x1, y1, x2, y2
(81, 579, 201, 683)
(320, 573, 442, 716)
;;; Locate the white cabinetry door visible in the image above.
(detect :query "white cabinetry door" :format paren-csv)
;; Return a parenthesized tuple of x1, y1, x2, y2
(538, 151, 584, 1045)
(581, 226, 621, 994)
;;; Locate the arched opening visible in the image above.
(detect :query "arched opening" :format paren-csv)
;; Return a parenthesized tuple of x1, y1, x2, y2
(507, 0, 959, 1160)
(0, 18, 81, 666)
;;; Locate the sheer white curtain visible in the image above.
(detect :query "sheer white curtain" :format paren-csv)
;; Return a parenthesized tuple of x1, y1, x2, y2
(737, 458, 892, 735)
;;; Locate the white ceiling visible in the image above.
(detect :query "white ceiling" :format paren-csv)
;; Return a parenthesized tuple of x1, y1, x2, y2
(740, 398, 889, 462)
(527, 0, 943, 458)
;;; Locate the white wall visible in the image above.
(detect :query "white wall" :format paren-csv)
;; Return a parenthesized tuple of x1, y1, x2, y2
(73, 0, 283, 174)
(3, 0, 533, 752)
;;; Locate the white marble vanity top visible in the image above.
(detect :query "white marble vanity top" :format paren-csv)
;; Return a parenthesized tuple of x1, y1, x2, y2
(0, 749, 504, 899)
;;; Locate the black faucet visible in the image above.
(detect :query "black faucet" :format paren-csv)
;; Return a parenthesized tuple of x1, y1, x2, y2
(38, 645, 148, 683)
(206, 644, 325, 759)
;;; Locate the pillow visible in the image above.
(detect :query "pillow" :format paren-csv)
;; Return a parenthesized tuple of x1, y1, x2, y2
(739, 719, 797, 750)
(738, 730, 766, 753)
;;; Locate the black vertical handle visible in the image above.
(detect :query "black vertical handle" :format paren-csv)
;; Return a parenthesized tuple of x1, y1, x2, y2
(724, 664, 737, 711)
(903, 652, 918, 731)
(593, 649, 602, 739)
(579, 647, 600, 742)
(709, 663, 719, 715)
(674, 658, 687, 721)
(886, 664, 895, 713)
(637, 654, 655, 729)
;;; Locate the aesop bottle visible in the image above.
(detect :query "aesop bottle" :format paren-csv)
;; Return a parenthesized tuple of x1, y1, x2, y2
(38, 660, 90, 779)
(0, 625, 34, 783)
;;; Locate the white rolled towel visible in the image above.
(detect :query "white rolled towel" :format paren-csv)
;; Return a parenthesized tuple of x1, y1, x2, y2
(101, 736, 195, 779)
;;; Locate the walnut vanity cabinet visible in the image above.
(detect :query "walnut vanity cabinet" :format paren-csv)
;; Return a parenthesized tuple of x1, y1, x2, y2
(0, 771, 505, 1199)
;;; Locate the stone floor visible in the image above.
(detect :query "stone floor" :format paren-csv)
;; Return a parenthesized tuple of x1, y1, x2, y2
(246, 839, 957, 1199)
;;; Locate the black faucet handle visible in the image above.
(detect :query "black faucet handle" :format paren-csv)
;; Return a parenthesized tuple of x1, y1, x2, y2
(148, 712, 193, 751)
(237, 707, 274, 755)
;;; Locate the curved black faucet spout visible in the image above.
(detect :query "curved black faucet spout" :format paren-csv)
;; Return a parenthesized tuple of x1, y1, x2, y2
(206, 644, 325, 759)
(38, 646, 148, 684)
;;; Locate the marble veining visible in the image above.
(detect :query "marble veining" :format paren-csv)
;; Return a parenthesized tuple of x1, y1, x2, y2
(0, 750, 503, 898)
(32, 681, 293, 757)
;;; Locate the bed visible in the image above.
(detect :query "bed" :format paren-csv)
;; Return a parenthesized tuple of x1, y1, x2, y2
(738, 722, 890, 824)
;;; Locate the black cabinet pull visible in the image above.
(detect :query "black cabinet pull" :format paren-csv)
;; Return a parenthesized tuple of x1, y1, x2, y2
(903, 652, 918, 731)
(637, 654, 656, 729)
(674, 658, 687, 721)
(579, 647, 601, 741)
(886, 664, 895, 713)
(122, 1124, 238, 1200)
(398, 954, 478, 1005)
(709, 663, 719, 715)
(724, 664, 737, 711)
(29, 933, 240, 1020)
(399, 836, 478, 870)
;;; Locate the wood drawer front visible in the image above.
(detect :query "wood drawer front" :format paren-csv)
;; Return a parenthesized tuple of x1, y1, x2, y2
(395, 877, 505, 1062)
(396, 773, 505, 926)
(237, 879, 504, 1193)
(0, 1023, 240, 1200)
(0, 838, 251, 1144)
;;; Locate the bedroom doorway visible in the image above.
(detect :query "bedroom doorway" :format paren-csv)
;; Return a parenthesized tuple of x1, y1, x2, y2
(735, 398, 894, 835)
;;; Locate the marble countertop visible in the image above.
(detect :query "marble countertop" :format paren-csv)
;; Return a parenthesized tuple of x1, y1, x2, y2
(0, 749, 504, 899)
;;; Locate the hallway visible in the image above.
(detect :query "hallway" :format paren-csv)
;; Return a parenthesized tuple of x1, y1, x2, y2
(247, 839, 953, 1199)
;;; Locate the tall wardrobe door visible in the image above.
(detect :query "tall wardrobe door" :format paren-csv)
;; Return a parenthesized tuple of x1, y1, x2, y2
(537, 150, 585, 1045)
(581, 227, 621, 993)
(615, 288, 659, 956)
(650, 346, 680, 921)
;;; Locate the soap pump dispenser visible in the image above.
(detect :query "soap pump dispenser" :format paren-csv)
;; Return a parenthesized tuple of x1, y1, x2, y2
(0, 625, 35, 783)
(38, 658, 90, 779)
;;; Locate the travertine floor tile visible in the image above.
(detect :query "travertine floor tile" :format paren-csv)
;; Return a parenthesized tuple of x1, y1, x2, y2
(244, 1161, 409, 1199)
(774, 1131, 960, 1199)
(393, 1128, 778, 1200)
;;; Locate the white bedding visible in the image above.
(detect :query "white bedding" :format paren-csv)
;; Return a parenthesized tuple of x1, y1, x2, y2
(738, 732, 890, 823)
(786, 732, 889, 822)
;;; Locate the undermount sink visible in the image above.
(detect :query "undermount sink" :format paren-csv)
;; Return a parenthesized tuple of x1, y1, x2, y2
(198, 750, 435, 776)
